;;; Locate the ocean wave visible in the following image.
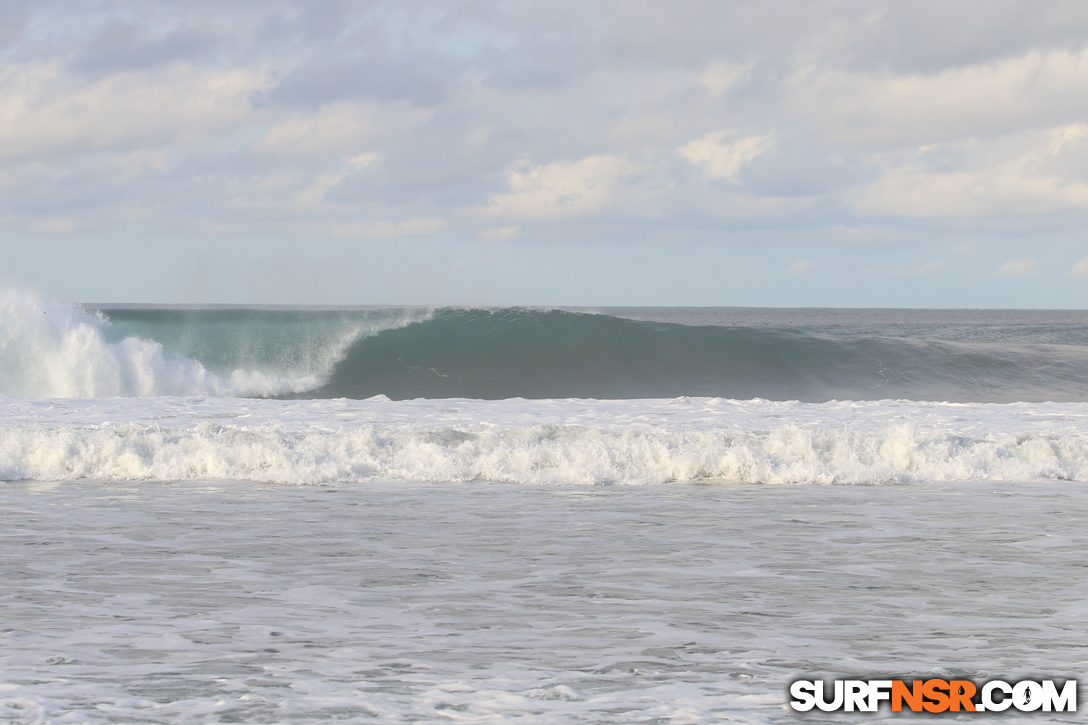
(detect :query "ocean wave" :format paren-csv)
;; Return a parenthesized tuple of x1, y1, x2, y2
(5, 292, 1088, 403)
(309, 307, 1088, 403)
(0, 291, 426, 398)
(2, 396, 1086, 484)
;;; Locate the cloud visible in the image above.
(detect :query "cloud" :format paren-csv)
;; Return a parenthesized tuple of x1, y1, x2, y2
(318, 218, 446, 239)
(0, 61, 269, 161)
(836, 3, 1088, 73)
(793, 47, 1088, 148)
(480, 225, 519, 240)
(850, 124, 1088, 217)
(482, 155, 634, 219)
(698, 62, 750, 97)
(254, 104, 401, 159)
(30, 218, 75, 234)
(679, 133, 773, 181)
(905, 257, 948, 272)
(787, 260, 812, 274)
(852, 165, 1088, 217)
(2, 0, 1088, 256)
(1071, 257, 1088, 278)
(70, 21, 217, 78)
(267, 154, 382, 209)
(997, 257, 1038, 275)
(257, 53, 454, 108)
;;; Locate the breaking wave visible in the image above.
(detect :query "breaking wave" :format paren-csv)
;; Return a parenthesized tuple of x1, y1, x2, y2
(1, 397, 1086, 484)
(0, 291, 426, 398)
(4, 292, 1088, 404)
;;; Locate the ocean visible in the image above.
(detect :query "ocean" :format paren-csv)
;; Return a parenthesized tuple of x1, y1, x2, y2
(1, 289, 1086, 722)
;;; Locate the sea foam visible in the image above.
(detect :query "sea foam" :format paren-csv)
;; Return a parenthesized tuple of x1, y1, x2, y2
(2, 396, 1086, 485)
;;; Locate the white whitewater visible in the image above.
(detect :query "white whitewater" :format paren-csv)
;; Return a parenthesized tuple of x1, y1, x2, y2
(0, 290, 424, 399)
(2, 479, 1085, 723)
(2, 395, 1087, 484)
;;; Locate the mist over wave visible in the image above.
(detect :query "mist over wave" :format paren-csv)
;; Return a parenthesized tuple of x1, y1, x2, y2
(0, 291, 426, 398)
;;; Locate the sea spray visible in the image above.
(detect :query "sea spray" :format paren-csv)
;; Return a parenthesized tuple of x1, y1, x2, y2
(0, 289, 222, 398)
(0, 291, 428, 398)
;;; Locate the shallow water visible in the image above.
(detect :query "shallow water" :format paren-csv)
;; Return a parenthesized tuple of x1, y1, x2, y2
(2, 480, 1085, 723)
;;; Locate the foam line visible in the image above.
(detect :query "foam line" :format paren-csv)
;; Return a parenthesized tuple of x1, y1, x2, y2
(3, 396, 1086, 484)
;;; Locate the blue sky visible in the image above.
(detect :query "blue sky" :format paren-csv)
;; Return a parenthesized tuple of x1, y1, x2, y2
(2, 1, 1088, 306)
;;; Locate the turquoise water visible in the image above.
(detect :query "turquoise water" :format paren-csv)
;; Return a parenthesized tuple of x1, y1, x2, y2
(91, 306, 1088, 402)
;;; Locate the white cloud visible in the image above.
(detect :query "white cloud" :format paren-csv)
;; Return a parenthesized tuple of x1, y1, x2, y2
(483, 155, 633, 219)
(998, 257, 1038, 275)
(227, 153, 382, 211)
(345, 153, 380, 169)
(0, 61, 269, 160)
(480, 225, 519, 240)
(895, 260, 948, 275)
(30, 218, 75, 234)
(320, 218, 447, 239)
(254, 102, 426, 159)
(852, 166, 1088, 217)
(679, 132, 773, 181)
(787, 260, 812, 274)
(3, 0, 1088, 287)
(699, 62, 750, 97)
(850, 125, 1088, 217)
(293, 171, 352, 208)
(794, 47, 1088, 148)
(290, 153, 380, 208)
(1071, 257, 1088, 278)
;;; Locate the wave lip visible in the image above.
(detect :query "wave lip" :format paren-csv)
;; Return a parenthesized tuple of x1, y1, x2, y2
(2, 396, 1086, 485)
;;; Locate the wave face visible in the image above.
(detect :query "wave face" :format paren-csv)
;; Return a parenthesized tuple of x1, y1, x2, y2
(315, 307, 1088, 402)
(4, 292, 1088, 403)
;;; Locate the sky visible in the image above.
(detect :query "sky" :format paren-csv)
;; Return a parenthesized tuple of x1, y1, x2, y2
(2, 0, 1088, 307)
